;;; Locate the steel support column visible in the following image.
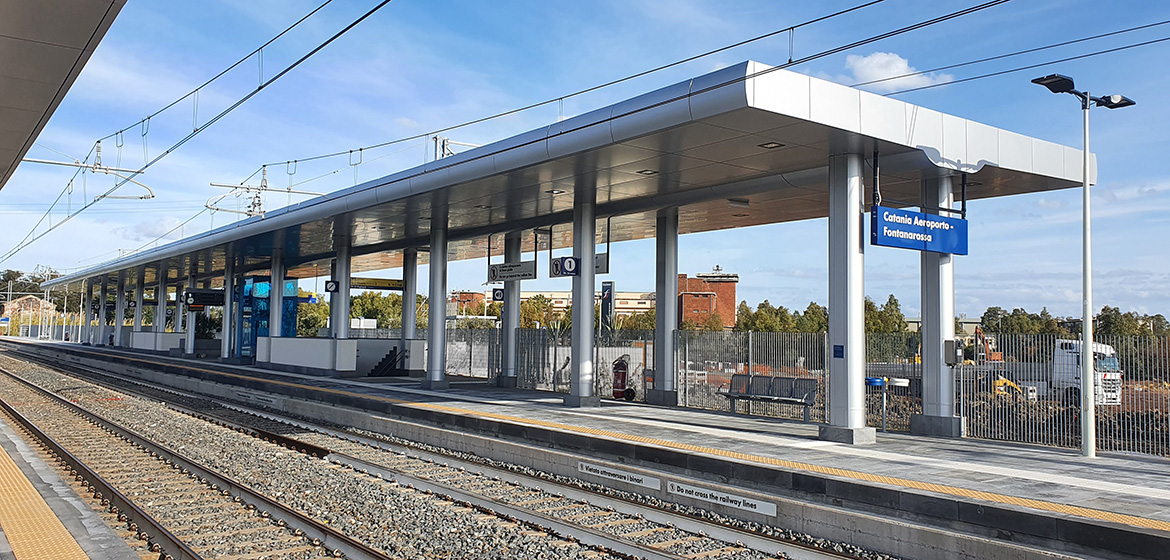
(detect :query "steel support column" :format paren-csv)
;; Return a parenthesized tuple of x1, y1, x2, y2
(911, 175, 965, 437)
(133, 266, 145, 332)
(649, 207, 679, 406)
(113, 271, 126, 347)
(83, 280, 93, 344)
(156, 262, 168, 333)
(185, 258, 197, 356)
(498, 231, 522, 387)
(269, 245, 284, 339)
(333, 232, 351, 340)
(821, 153, 875, 444)
(222, 253, 235, 359)
(423, 207, 449, 390)
(566, 187, 600, 407)
(401, 248, 418, 373)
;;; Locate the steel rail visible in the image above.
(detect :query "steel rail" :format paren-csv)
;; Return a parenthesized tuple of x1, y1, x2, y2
(0, 384, 203, 560)
(0, 366, 392, 560)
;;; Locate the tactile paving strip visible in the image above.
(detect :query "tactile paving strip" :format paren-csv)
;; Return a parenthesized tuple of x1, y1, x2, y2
(0, 433, 89, 560)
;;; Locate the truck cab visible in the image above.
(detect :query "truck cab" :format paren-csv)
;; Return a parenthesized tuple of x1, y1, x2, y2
(1052, 339, 1123, 405)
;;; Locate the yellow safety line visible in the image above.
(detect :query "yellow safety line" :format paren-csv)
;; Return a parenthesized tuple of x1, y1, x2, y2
(17, 341, 1170, 534)
(0, 434, 89, 560)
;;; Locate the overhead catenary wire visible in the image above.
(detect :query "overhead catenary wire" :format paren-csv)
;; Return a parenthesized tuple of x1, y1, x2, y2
(245, 0, 889, 174)
(84, 0, 1012, 273)
(886, 32, 1170, 95)
(853, 18, 1170, 90)
(0, 0, 395, 266)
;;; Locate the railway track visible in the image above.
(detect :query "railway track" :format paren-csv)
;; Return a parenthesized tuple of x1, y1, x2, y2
(0, 350, 873, 560)
(0, 358, 646, 560)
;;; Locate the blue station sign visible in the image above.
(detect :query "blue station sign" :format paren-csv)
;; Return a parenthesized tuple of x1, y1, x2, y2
(870, 205, 968, 255)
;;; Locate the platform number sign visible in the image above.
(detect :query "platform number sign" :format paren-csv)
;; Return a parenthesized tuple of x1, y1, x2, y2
(324, 281, 339, 293)
(492, 288, 505, 302)
(550, 256, 580, 278)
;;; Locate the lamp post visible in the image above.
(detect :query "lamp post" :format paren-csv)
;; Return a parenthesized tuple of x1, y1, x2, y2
(1032, 74, 1134, 458)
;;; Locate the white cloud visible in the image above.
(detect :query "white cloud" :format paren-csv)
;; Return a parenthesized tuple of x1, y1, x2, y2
(843, 52, 952, 93)
(113, 217, 187, 242)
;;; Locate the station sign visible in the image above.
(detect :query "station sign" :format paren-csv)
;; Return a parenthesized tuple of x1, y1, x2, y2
(351, 277, 404, 291)
(324, 281, 339, 293)
(600, 281, 615, 331)
(549, 256, 580, 277)
(487, 261, 536, 283)
(871, 205, 968, 255)
(184, 289, 224, 308)
(492, 288, 505, 302)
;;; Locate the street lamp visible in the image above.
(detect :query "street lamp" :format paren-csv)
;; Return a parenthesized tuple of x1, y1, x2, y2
(1032, 73, 1134, 458)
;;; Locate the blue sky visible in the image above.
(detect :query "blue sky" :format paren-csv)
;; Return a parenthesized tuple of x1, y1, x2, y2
(4, 0, 1169, 319)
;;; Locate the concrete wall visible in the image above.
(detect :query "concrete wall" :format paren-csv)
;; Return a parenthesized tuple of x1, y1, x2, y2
(355, 339, 397, 376)
(259, 337, 357, 375)
(130, 331, 185, 352)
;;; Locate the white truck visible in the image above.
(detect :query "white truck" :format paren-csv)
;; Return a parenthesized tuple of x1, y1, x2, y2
(1050, 339, 1123, 405)
(990, 339, 1123, 405)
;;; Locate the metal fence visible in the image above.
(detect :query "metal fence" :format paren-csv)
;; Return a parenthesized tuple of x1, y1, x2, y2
(677, 331, 828, 423)
(863, 332, 922, 431)
(514, 328, 655, 397)
(445, 328, 500, 380)
(959, 333, 1170, 457)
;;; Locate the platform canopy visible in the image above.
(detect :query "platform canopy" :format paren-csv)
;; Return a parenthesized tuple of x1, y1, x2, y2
(45, 60, 1093, 289)
(0, 0, 126, 191)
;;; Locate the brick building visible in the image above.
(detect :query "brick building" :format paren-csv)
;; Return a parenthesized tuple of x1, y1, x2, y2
(678, 266, 739, 329)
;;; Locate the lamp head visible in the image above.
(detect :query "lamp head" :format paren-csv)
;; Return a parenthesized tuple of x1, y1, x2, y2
(1095, 94, 1135, 109)
(1032, 74, 1076, 94)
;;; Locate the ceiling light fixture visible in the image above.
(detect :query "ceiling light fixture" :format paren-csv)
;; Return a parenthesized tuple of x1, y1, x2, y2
(758, 141, 785, 149)
(475, 204, 492, 209)
(636, 169, 659, 175)
(727, 198, 750, 208)
(545, 189, 566, 195)
(731, 213, 749, 218)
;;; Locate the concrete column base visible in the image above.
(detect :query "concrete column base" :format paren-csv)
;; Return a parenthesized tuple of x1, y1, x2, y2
(910, 414, 967, 438)
(563, 395, 601, 408)
(819, 425, 877, 445)
(497, 376, 518, 388)
(421, 379, 449, 390)
(645, 389, 678, 406)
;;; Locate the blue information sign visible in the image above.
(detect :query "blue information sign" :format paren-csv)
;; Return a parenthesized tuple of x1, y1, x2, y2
(870, 205, 968, 255)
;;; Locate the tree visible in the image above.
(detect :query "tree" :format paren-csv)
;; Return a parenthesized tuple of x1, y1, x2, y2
(617, 309, 655, 331)
(297, 296, 330, 338)
(1096, 306, 1145, 337)
(702, 312, 725, 331)
(981, 306, 1008, 332)
(795, 302, 828, 333)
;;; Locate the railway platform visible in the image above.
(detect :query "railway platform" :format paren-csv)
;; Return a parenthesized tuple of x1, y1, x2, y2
(0, 400, 138, 560)
(4, 337, 1168, 560)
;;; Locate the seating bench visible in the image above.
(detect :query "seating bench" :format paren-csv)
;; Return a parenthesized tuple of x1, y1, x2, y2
(718, 374, 818, 421)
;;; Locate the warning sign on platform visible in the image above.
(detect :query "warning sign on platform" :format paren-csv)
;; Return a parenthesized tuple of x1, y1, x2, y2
(487, 261, 536, 283)
(667, 481, 776, 515)
(578, 461, 660, 490)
